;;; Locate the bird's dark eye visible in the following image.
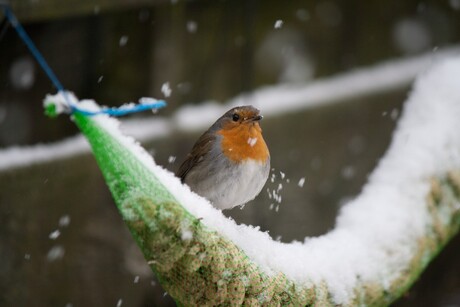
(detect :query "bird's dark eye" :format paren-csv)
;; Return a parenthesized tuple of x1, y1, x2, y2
(232, 113, 240, 122)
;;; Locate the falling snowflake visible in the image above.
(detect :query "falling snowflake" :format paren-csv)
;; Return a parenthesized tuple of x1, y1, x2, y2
(119, 35, 129, 47)
(187, 21, 198, 33)
(168, 156, 176, 163)
(274, 19, 284, 29)
(49, 230, 61, 240)
(247, 137, 258, 147)
(298, 177, 306, 187)
(161, 82, 172, 97)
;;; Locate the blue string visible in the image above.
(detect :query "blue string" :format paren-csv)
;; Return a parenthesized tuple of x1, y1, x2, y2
(2, 5, 65, 93)
(1, 4, 167, 116)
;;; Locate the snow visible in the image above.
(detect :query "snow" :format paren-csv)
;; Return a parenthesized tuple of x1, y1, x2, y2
(393, 18, 431, 54)
(119, 35, 128, 47)
(138, 97, 158, 105)
(274, 20, 283, 29)
(48, 230, 61, 240)
(247, 137, 257, 147)
(161, 82, 172, 98)
(59, 215, 71, 227)
(279, 171, 285, 179)
(0, 135, 89, 171)
(0, 111, 171, 171)
(9, 57, 35, 90)
(298, 177, 305, 187)
(46, 245, 65, 262)
(70, 55, 460, 304)
(186, 21, 198, 33)
(167, 156, 176, 164)
(181, 229, 193, 241)
(341, 165, 355, 180)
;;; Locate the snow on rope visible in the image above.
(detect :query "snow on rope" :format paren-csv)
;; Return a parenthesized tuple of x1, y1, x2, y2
(45, 56, 460, 306)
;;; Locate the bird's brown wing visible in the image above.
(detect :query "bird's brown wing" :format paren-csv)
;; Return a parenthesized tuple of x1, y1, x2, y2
(176, 131, 215, 182)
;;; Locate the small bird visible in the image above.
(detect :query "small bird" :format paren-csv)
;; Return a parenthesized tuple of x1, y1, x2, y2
(177, 105, 270, 210)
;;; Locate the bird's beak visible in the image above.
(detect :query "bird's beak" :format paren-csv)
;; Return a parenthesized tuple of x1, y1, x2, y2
(248, 115, 263, 122)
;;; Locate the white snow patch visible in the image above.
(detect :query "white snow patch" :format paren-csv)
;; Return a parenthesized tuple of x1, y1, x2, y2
(43, 91, 79, 115)
(0, 135, 89, 171)
(0, 110, 171, 171)
(168, 156, 176, 163)
(274, 19, 283, 29)
(47, 245, 65, 262)
(119, 35, 129, 47)
(49, 230, 61, 240)
(10, 57, 35, 90)
(180, 221, 193, 241)
(59, 215, 71, 227)
(186, 21, 198, 33)
(161, 82, 172, 98)
(393, 18, 431, 54)
(279, 171, 285, 179)
(341, 165, 355, 180)
(298, 177, 305, 187)
(247, 137, 258, 147)
(138, 97, 158, 105)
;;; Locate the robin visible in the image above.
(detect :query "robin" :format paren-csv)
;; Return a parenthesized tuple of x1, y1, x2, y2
(177, 105, 270, 210)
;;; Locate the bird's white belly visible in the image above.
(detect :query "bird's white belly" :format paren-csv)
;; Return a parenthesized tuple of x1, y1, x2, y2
(185, 158, 270, 210)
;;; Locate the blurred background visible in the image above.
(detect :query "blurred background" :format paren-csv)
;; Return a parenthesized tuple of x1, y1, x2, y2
(1, 0, 460, 306)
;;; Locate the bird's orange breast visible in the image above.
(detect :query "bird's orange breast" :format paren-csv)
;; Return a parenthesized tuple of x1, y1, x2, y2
(217, 123, 269, 163)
